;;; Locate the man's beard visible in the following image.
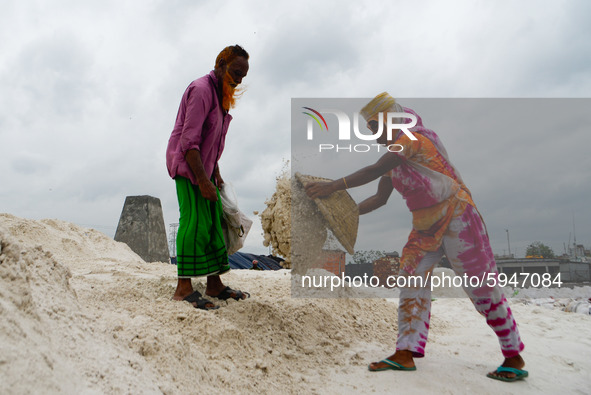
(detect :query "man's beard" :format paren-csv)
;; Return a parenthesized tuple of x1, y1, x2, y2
(221, 70, 243, 111)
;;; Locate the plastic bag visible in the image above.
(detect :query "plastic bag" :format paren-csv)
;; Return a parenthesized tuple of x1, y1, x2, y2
(220, 182, 252, 255)
(220, 181, 239, 218)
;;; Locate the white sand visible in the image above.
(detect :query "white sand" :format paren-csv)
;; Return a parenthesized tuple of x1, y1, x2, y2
(1, 213, 590, 394)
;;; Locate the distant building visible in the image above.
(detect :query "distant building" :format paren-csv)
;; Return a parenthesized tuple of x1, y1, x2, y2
(372, 252, 400, 287)
(320, 249, 346, 276)
(345, 261, 374, 278)
(496, 258, 591, 284)
(497, 258, 560, 278)
(494, 253, 515, 260)
(575, 244, 586, 258)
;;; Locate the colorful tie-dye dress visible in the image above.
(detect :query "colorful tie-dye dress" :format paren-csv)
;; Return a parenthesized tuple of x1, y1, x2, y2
(387, 108, 524, 358)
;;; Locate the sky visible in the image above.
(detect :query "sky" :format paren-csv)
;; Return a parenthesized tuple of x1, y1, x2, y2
(1, 0, 590, 260)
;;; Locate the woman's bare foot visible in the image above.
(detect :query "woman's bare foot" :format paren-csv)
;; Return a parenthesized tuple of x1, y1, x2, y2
(368, 350, 416, 371)
(488, 354, 526, 380)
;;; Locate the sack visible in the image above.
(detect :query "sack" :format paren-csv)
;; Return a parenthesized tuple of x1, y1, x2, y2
(220, 182, 252, 255)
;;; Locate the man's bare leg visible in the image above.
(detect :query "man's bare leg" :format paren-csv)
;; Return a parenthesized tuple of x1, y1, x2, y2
(172, 278, 193, 300)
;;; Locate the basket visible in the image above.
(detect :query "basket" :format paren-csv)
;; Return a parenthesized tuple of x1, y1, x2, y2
(294, 172, 359, 254)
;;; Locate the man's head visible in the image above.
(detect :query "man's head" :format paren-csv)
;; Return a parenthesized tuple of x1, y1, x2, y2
(214, 45, 249, 111)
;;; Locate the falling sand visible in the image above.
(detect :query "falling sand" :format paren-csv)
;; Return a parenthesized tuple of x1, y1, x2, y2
(260, 169, 293, 268)
(260, 169, 359, 278)
(260, 170, 328, 274)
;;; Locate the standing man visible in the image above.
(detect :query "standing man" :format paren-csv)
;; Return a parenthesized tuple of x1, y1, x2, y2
(166, 45, 250, 310)
(305, 93, 527, 382)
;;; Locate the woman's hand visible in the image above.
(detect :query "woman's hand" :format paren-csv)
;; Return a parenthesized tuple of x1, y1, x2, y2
(305, 181, 338, 199)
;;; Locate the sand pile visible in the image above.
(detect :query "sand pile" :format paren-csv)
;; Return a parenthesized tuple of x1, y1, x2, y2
(0, 214, 402, 394)
(0, 216, 163, 394)
(1, 214, 591, 393)
(1, 213, 145, 273)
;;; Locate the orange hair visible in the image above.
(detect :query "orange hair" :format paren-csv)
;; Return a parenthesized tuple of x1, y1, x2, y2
(215, 45, 249, 69)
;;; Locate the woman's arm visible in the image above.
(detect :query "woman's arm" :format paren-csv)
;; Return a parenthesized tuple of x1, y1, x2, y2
(358, 176, 394, 215)
(305, 151, 402, 199)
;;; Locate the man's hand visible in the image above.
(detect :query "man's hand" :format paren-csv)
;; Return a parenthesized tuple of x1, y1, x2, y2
(305, 181, 338, 199)
(199, 179, 219, 201)
(184, 149, 219, 201)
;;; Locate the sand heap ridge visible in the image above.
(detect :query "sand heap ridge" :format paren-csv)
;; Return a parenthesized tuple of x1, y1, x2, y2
(0, 219, 163, 394)
(0, 214, 401, 394)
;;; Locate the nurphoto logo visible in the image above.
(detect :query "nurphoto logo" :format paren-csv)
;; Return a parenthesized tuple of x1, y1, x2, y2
(302, 107, 418, 153)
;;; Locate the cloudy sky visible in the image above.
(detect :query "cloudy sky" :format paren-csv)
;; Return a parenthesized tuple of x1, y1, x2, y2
(1, 0, 590, 259)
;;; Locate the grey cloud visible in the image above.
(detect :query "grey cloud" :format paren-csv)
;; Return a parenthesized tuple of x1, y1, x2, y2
(10, 151, 52, 175)
(1, 0, 590, 259)
(257, 6, 366, 89)
(8, 32, 95, 118)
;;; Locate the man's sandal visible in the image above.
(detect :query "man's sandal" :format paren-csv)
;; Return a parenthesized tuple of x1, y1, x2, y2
(184, 291, 219, 310)
(214, 286, 250, 301)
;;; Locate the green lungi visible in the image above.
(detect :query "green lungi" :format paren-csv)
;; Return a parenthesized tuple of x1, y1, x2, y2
(175, 177, 229, 278)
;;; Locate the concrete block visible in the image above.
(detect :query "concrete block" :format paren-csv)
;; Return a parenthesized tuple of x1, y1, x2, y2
(114, 195, 169, 262)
